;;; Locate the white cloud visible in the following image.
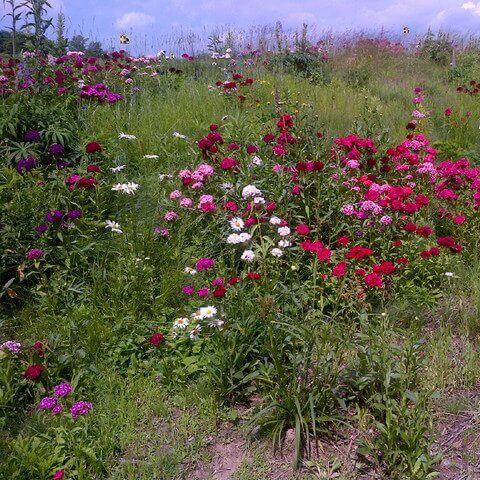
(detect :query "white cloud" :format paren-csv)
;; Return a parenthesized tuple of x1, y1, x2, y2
(462, 2, 480, 15)
(115, 12, 155, 30)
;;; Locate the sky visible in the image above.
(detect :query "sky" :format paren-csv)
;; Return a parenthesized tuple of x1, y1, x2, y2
(2, 1, 480, 51)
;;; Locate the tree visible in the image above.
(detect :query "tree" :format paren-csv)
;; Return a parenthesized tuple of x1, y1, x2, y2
(2, 0, 24, 56)
(68, 34, 87, 52)
(23, 0, 53, 51)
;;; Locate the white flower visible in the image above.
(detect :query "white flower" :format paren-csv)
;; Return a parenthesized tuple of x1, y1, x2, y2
(241, 249, 255, 262)
(230, 217, 244, 231)
(227, 232, 251, 244)
(227, 233, 242, 244)
(278, 226, 291, 236)
(105, 220, 123, 234)
(189, 325, 202, 340)
(112, 182, 140, 195)
(253, 196, 265, 205)
(209, 319, 225, 328)
(278, 239, 291, 248)
(269, 216, 282, 225)
(144, 154, 159, 159)
(173, 317, 189, 329)
(271, 248, 283, 257)
(173, 131, 187, 139)
(111, 165, 126, 173)
(238, 232, 252, 242)
(198, 305, 217, 319)
(242, 184, 262, 199)
(119, 132, 137, 140)
(444, 272, 455, 278)
(221, 182, 233, 191)
(251, 156, 263, 166)
(159, 174, 173, 181)
(184, 267, 197, 275)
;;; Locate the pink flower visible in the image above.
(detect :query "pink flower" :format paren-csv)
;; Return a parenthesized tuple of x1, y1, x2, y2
(53, 469, 65, 480)
(164, 211, 178, 221)
(169, 190, 182, 199)
(180, 197, 193, 208)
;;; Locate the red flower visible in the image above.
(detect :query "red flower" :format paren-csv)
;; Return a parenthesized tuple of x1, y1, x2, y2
(227, 276, 240, 285)
(247, 272, 261, 280)
(85, 141, 102, 154)
(364, 272, 383, 288)
(87, 164, 102, 173)
(213, 286, 227, 298)
(416, 225, 432, 238)
(373, 261, 395, 275)
(210, 124, 219, 131)
(403, 222, 417, 233)
(332, 262, 348, 278)
(149, 333, 165, 347)
(316, 247, 332, 262)
(24, 364, 44, 381)
(220, 157, 239, 170)
(346, 245, 374, 260)
(295, 224, 310, 236)
(336, 236, 351, 246)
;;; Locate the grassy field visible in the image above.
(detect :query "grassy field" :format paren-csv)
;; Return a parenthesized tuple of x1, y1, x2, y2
(2, 35, 480, 479)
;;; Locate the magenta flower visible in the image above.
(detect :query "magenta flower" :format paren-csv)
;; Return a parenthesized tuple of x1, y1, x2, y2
(38, 396, 57, 411)
(53, 383, 72, 397)
(26, 248, 44, 260)
(195, 257, 215, 271)
(70, 401, 93, 419)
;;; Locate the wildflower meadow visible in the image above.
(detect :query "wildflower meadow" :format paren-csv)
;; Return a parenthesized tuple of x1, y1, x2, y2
(2, 9, 480, 479)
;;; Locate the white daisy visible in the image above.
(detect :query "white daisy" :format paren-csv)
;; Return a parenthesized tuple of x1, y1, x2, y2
(111, 165, 126, 173)
(269, 216, 282, 225)
(184, 267, 197, 275)
(173, 317, 189, 329)
(119, 133, 137, 140)
(278, 226, 291, 236)
(198, 305, 217, 319)
(173, 132, 187, 139)
(229, 217, 244, 231)
(271, 248, 283, 257)
(105, 220, 123, 234)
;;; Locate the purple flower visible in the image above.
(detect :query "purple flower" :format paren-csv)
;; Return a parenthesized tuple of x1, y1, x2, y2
(51, 405, 64, 415)
(35, 224, 49, 235)
(45, 210, 63, 223)
(24, 129, 41, 142)
(66, 209, 83, 220)
(49, 143, 65, 156)
(38, 396, 57, 411)
(0, 340, 22, 354)
(17, 156, 37, 174)
(70, 401, 93, 419)
(53, 383, 73, 398)
(26, 248, 44, 260)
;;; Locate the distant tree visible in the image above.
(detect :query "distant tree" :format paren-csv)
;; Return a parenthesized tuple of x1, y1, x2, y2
(68, 34, 104, 56)
(23, 0, 53, 51)
(0, 29, 31, 55)
(86, 40, 104, 56)
(68, 34, 88, 52)
(2, 0, 24, 56)
(54, 11, 68, 54)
